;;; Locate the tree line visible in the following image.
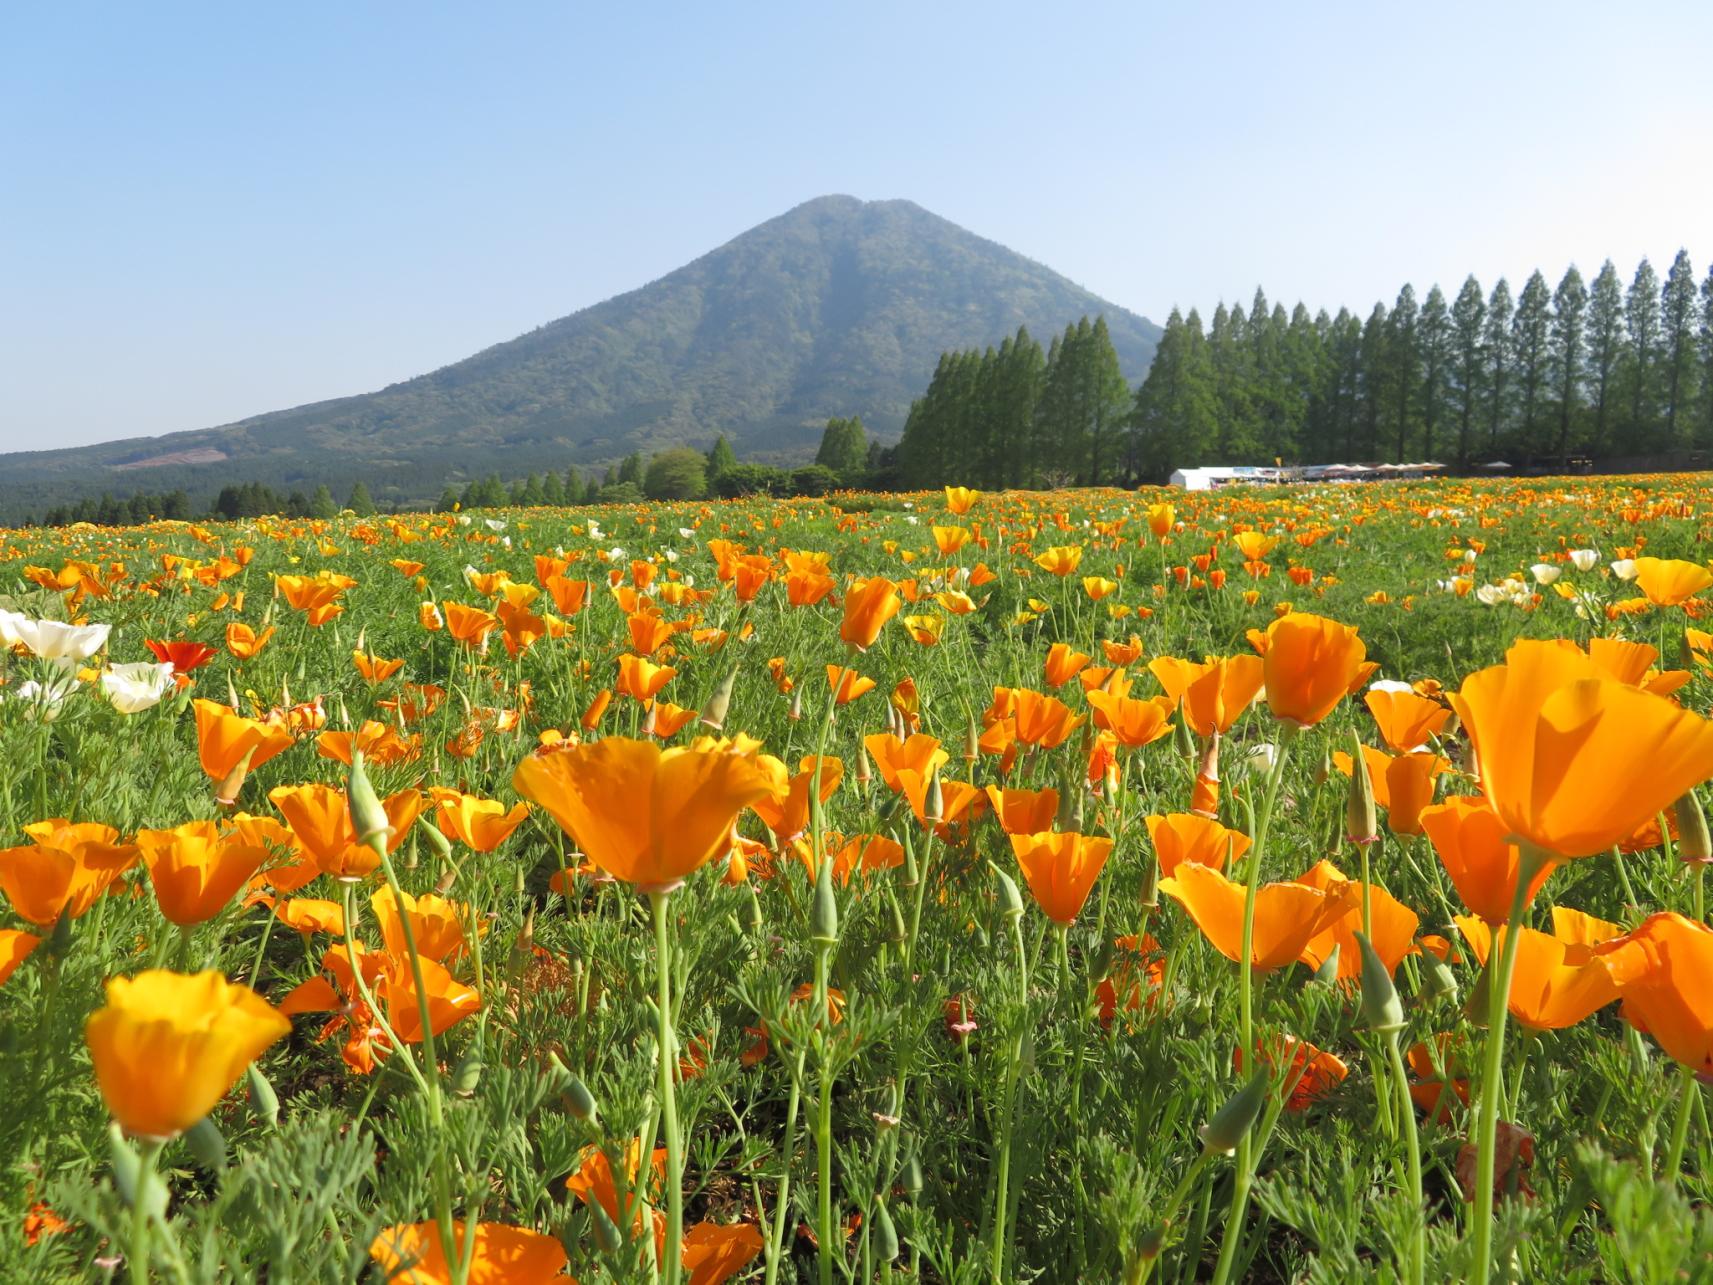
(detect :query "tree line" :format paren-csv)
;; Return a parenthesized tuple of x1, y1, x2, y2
(894, 252, 1713, 487)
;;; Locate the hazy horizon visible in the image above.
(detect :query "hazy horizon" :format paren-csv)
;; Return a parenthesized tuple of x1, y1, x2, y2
(5, 1, 1710, 452)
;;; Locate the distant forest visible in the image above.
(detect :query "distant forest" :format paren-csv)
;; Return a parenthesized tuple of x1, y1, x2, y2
(18, 251, 1713, 525)
(894, 252, 1713, 488)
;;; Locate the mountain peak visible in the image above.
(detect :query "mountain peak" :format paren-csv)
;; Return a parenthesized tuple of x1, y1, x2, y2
(0, 199, 1160, 519)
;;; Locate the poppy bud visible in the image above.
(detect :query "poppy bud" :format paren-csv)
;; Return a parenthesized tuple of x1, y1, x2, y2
(108, 1124, 167, 1220)
(1138, 856, 1159, 911)
(788, 688, 803, 722)
(855, 743, 873, 788)
(902, 1154, 924, 1197)
(1137, 1225, 1166, 1262)
(1676, 789, 1711, 865)
(1464, 954, 1495, 1029)
(924, 770, 945, 825)
(246, 1062, 279, 1127)
(1191, 735, 1220, 819)
(700, 668, 738, 731)
(185, 1116, 226, 1170)
(964, 714, 980, 764)
(989, 863, 1024, 920)
(744, 884, 763, 933)
(886, 890, 907, 944)
(421, 822, 454, 864)
(1355, 931, 1404, 1033)
(1199, 1071, 1268, 1156)
(1345, 734, 1378, 846)
(1419, 950, 1458, 1004)
(872, 1201, 900, 1261)
(43, 906, 75, 962)
(809, 849, 839, 949)
(347, 752, 392, 853)
(452, 1050, 485, 1097)
(214, 746, 256, 810)
(1174, 713, 1195, 762)
(1305, 944, 1340, 988)
(588, 1198, 623, 1256)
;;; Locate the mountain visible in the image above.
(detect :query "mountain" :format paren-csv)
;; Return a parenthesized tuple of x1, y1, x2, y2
(0, 196, 1160, 518)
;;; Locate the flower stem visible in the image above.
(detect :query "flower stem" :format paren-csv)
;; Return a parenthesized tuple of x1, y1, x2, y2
(1384, 1033, 1426, 1285)
(989, 914, 1030, 1281)
(1467, 847, 1545, 1285)
(650, 891, 684, 1285)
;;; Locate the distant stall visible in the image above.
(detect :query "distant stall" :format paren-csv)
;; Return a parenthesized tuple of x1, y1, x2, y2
(1168, 461, 1445, 489)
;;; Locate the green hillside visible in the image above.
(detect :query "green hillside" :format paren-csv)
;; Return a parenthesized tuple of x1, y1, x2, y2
(0, 196, 1159, 519)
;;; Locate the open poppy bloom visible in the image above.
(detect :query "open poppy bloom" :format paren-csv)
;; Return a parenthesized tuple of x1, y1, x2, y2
(1234, 1035, 1349, 1111)
(0, 821, 140, 925)
(1295, 859, 1420, 983)
(280, 942, 479, 1072)
(1449, 639, 1713, 858)
(792, 830, 905, 886)
(0, 929, 42, 986)
(840, 576, 901, 650)
(1454, 915, 1621, 1030)
(1332, 746, 1449, 837)
(1008, 688, 1085, 749)
(224, 621, 276, 659)
(1009, 830, 1112, 924)
(134, 821, 273, 926)
(268, 783, 426, 880)
(443, 601, 502, 650)
(428, 789, 530, 852)
(1632, 557, 1713, 607)
(351, 650, 405, 683)
(371, 885, 474, 963)
(567, 1140, 669, 1237)
(369, 1221, 569, 1285)
(863, 733, 948, 793)
(826, 665, 877, 705)
(616, 653, 677, 703)
(194, 699, 296, 782)
(1419, 795, 1558, 922)
(1262, 612, 1369, 727)
(514, 736, 785, 892)
(274, 897, 345, 936)
(895, 769, 989, 836)
(144, 638, 217, 675)
(985, 785, 1060, 836)
(85, 969, 289, 1138)
(1096, 933, 1165, 1027)
(1364, 683, 1450, 753)
(1600, 912, 1713, 1074)
(944, 485, 979, 515)
(1043, 642, 1091, 688)
(1145, 812, 1250, 877)
(1034, 545, 1084, 576)
(1148, 655, 1264, 736)
(1085, 690, 1176, 748)
(1160, 862, 1358, 971)
(316, 721, 422, 767)
(933, 524, 971, 556)
(751, 755, 842, 845)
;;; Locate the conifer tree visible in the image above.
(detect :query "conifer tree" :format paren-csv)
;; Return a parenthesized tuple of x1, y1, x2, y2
(1585, 262, 1625, 454)
(1662, 250, 1699, 446)
(706, 434, 737, 482)
(1624, 258, 1662, 451)
(1512, 271, 1553, 454)
(1549, 266, 1588, 459)
(1418, 285, 1451, 461)
(1484, 279, 1515, 454)
(1450, 276, 1486, 467)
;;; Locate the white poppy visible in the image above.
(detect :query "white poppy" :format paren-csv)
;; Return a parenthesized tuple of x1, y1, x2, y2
(102, 661, 176, 713)
(484, 519, 507, 533)
(7, 617, 111, 663)
(1568, 549, 1598, 572)
(1611, 559, 1638, 581)
(1368, 679, 1413, 694)
(1529, 563, 1561, 586)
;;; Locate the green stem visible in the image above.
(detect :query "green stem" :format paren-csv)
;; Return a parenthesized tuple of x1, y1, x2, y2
(1467, 847, 1546, 1285)
(651, 892, 684, 1285)
(989, 914, 1030, 1281)
(763, 1050, 807, 1285)
(1665, 1062, 1699, 1183)
(1385, 1034, 1426, 1285)
(129, 1137, 163, 1284)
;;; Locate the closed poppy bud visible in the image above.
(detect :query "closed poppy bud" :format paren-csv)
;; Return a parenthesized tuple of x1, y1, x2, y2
(214, 746, 256, 810)
(1138, 855, 1159, 910)
(347, 753, 392, 854)
(1355, 931, 1405, 1033)
(745, 884, 764, 932)
(700, 668, 738, 731)
(422, 821, 454, 864)
(1173, 712, 1195, 762)
(887, 891, 907, 943)
(1420, 951, 1459, 1004)
(108, 1124, 166, 1219)
(185, 1116, 226, 1170)
(989, 862, 1024, 920)
(1308, 944, 1342, 988)
(924, 770, 945, 825)
(588, 1199, 624, 1256)
(810, 849, 839, 949)
(451, 1050, 485, 1097)
(1676, 789, 1711, 865)
(1200, 1072, 1269, 1156)
(245, 1062, 279, 1127)
(563, 1073, 598, 1123)
(965, 715, 980, 763)
(903, 1153, 924, 1197)
(872, 1201, 900, 1261)
(1345, 733, 1379, 846)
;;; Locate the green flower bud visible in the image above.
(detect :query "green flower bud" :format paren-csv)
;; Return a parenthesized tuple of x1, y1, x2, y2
(185, 1116, 227, 1170)
(451, 1050, 485, 1097)
(1419, 950, 1459, 1004)
(988, 862, 1024, 920)
(872, 1201, 900, 1261)
(700, 668, 738, 731)
(1677, 789, 1711, 865)
(346, 752, 392, 853)
(108, 1124, 167, 1220)
(1199, 1072, 1269, 1156)
(809, 846, 839, 949)
(1345, 731, 1378, 846)
(1354, 931, 1405, 1033)
(421, 821, 454, 864)
(246, 1061, 280, 1127)
(1307, 943, 1341, 988)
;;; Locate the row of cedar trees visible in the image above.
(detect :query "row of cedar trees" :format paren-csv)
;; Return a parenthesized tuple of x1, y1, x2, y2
(897, 251, 1713, 487)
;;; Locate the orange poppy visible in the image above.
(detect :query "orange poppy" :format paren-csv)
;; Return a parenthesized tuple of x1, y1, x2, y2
(1450, 639, 1713, 857)
(1085, 691, 1176, 748)
(0, 822, 140, 925)
(1159, 861, 1356, 971)
(826, 665, 876, 705)
(513, 737, 784, 891)
(617, 653, 677, 702)
(369, 1221, 569, 1285)
(1043, 642, 1091, 688)
(1009, 830, 1112, 925)
(1295, 859, 1420, 982)
(1095, 933, 1165, 1027)
(1455, 915, 1620, 1030)
(1633, 557, 1713, 606)
(792, 831, 906, 886)
(351, 651, 404, 683)
(1149, 655, 1264, 736)
(134, 821, 272, 926)
(0, 929, 42, 986)
(443, 601, 502, 650)
(1418, 795, 1559, 923)
(274, 898, 345, 936)
(316, 721, 421, 767)
(1262, 612, 1368, 727)
(429, 789, 530, 852)
(863, 733, 949, 793)
(193, 699, 295, 782)
(268, 783, 425, 881)
(1008, 688, 1084, 749)
(944, 485, 979, 515)
(1364, 685, 1451, 753)
(984, 786, 1060, 836)
(1601, 912, 1713, 1073)
(1034, 545, 1084, 576)
(1332, 746, 1449, 837)
(224, 621, 276, 659)
(751, 755, 843, 844)
(1145, 812, 1250, 877)
(840, 577, 902, 651)
(1234, 1035, 1349, 1111)
(370, 885, 471, 963)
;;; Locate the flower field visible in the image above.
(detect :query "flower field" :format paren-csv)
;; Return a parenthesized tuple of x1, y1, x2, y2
(5, 474, 1713, 1283)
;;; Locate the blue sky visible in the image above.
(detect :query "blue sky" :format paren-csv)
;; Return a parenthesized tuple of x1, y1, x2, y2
(5, 1, 1711, 450)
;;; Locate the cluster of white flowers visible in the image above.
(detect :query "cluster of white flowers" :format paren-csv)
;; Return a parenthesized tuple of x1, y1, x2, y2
(1, 609, 174, 716)
(1469, 548, 1610, 609)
